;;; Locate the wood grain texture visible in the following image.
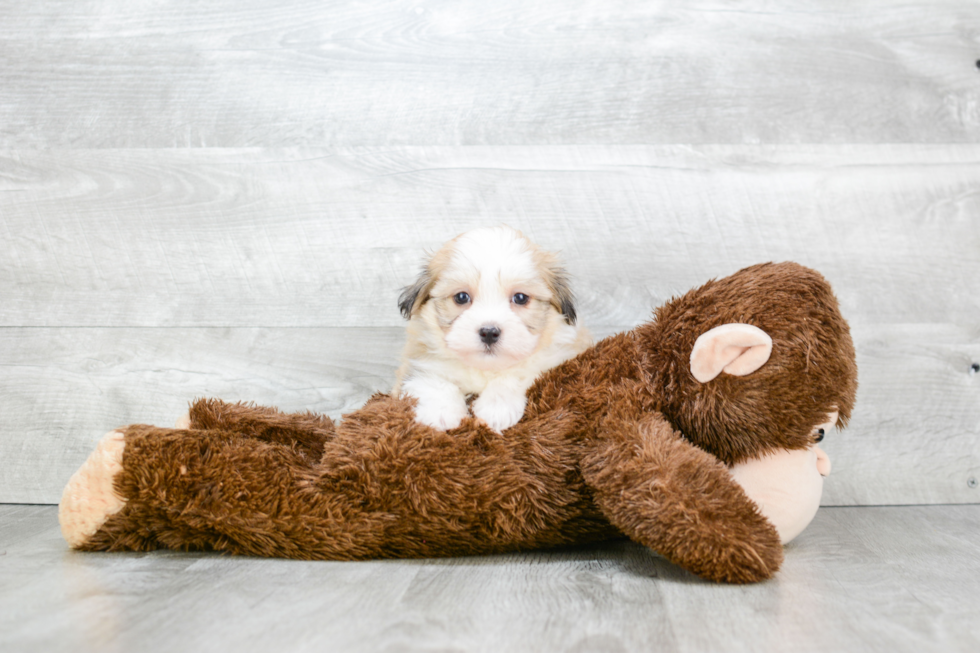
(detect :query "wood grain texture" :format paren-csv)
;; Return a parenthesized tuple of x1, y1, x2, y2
(2, 2, 979, 509)
(2, 323, 977, 506)
(823, 323, 980, 507)
(1, 1, 978, 147)
(0, 327, 401, 503)
(3, 145, 979, 328)
(1, 504, 978, 653)
(3, 2, 979, 648)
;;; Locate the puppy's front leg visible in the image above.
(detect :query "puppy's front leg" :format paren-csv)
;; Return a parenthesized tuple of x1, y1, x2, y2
(472, 377, 529, 433)
(401, 375, 471, 431)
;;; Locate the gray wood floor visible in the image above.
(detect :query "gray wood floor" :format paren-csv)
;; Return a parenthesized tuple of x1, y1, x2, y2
(2, 504, 978, 653)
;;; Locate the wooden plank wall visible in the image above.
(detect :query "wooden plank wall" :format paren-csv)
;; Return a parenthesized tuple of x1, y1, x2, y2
(2, 1, 978, 506)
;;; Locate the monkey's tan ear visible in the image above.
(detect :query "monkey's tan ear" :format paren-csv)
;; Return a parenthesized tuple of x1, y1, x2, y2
(690, 324, 773, 383)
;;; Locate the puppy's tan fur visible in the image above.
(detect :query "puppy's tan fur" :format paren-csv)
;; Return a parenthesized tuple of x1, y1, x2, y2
(394, 226, 591, 431)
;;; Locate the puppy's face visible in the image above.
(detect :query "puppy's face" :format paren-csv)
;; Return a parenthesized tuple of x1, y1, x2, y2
(399, 226, 577, 372)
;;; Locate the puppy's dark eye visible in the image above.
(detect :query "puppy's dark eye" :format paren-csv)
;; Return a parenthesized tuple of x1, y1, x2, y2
(512, 293, 529, 305)
(453, 292, 470, 305)
(814, 428, 825, 443)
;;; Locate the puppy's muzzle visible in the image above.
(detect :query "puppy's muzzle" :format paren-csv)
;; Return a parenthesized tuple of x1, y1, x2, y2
(479, 325, 501, 347)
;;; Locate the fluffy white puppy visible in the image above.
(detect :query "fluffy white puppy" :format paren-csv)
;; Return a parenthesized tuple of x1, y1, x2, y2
(393, 225, 591, 432)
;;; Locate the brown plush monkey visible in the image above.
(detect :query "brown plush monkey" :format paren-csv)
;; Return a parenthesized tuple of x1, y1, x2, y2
(60, 262, 857, 584)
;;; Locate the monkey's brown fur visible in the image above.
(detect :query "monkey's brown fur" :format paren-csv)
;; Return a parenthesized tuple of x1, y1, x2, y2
(73, 262, 857, 584)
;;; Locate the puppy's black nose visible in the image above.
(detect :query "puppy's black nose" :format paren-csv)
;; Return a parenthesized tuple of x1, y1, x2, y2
(479, 325, 501, 346)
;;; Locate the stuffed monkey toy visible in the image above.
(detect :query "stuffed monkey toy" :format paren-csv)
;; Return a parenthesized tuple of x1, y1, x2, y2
(60, 262, 857, 584)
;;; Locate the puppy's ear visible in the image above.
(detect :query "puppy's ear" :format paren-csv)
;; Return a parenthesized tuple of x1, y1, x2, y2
(550, 269, 577, 325)
(398, 268, 434, 320)
(534, 248, 578, 325)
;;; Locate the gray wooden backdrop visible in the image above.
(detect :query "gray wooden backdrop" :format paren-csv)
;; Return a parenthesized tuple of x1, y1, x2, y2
(2, 0, 978, 507)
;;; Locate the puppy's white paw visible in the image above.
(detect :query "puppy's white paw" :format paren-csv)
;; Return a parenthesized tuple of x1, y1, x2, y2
(59, 430, 127, 548)
(175, 412, 191, 429)
(402, 375, 471, 431)
(473, 390, 526, 433)
(413, 396, 470, 431)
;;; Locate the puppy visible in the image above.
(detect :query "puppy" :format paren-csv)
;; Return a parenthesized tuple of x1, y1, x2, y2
(393, 225, 591, 432)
